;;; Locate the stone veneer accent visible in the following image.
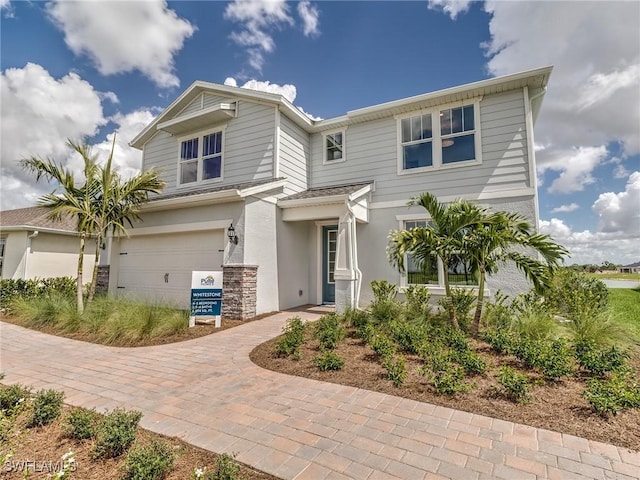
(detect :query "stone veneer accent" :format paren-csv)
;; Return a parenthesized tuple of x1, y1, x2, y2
(222, 265, 257, 320)
(96, 266, 110, 294)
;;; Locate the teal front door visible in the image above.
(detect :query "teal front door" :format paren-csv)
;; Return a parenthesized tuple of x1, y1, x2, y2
(322, 225, 338, 304)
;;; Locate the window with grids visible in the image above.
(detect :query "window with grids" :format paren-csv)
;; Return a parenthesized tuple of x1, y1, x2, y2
(404, 220, 477, 286)
(324, 130, 345, 163)
(398, 102, 479, 172)
(179, 130, 223, 185)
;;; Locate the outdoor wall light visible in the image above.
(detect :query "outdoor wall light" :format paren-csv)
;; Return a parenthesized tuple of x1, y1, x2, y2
(227, 223, 239, 245)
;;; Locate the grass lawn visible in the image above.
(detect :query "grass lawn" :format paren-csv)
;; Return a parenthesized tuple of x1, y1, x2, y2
(609, 287, 640, 342)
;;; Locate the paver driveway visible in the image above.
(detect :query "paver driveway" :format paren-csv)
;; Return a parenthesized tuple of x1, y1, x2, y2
(1, 308, 638, 480)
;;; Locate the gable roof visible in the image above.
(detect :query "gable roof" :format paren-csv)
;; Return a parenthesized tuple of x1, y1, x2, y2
(0, 206, 78, 234)
(622, 261, 640, 268)
(131, 66, 553, 149)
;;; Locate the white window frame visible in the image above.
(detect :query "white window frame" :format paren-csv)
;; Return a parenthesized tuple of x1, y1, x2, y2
(395, 214, 479, 294)
(396, 98, 482, 176)
(176, 126, 226, 187)
(322, 128, 347, 165)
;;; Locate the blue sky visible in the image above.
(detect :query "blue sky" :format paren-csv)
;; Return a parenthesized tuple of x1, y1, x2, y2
(1, 0, 638, 265)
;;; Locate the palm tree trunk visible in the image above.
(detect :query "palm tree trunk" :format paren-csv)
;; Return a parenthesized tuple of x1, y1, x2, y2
(442, 257, 460, 330)
(76, 233, 86, 314)
(472, 272, 486, 337)
(87, 234, 102, 303)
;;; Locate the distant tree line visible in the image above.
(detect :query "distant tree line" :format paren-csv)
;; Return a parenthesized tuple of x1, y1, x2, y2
(564, 261, 620, 273)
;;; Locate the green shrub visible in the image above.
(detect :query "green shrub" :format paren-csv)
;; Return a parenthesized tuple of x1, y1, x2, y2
(510, 305, 558, 342)
(0, 277, 76, 312)
(496, 367, 530, 403)
(370, 334, 396, 359)
(389, 320, 427, 354)
(432, 365, 471, 395)
(566, 313, 628, 349)
(369, 299, 402, 323)
(356, 322, 376, 343)
(453, 349, 487, 375)
(313, 313, 346, 350)
(403, 285, 431, 321)
(313, 351, 345, 371)
(424, 346, 454, 373)
(274, 317, 306, 357)
(512, 338, 544, 369)
(539, 339, 574, 381)
(546, 270, 609, 322)
(383, 355, 408, 387)
(584, 368, 640, 416)
(371, 280, 398, 302)
(124, 440, 175, 480)
(28, 389, 64, 427)
(481, 291, 513, 331)
(208, 452, 241, 480)
(438, 288, 476, 331)
(440, 326, 469, 352)
(343, 308, 371, 328)
(481, 329, 515, 355)
(65, 407, 100, 440)
(93, 408, 142, 459)
(575, 340, 629, 375)
(0, 384, 31, 417)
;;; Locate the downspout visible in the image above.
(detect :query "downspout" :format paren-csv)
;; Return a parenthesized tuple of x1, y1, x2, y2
(23, 230, 39, 279)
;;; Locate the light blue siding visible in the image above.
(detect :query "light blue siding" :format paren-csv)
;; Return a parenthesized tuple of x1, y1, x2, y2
(308, 90, 530, 202)
(142, 100, 276, 196)
(279, 114, 309, 195)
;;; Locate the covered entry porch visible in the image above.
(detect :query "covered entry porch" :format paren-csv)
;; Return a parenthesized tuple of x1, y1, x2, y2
(278, 182, 372, 311)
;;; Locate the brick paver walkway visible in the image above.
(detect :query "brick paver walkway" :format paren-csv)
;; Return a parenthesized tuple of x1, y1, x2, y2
(1, 308, 638, 479)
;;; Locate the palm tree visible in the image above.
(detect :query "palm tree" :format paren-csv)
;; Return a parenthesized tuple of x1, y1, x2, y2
(21, 143, 100, 313)
(463, 212, 568, 336)
(85, 134, 164, 302)
(388, 192, 491, 330)
(21, 137, 164, 310)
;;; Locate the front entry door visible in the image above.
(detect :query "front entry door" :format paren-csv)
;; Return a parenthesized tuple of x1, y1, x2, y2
(322, 225, 338, 304)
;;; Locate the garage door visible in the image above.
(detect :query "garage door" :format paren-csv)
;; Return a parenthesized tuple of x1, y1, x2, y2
(116, 230, 224, 308)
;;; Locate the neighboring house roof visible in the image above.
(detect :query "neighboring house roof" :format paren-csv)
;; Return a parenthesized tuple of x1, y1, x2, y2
(0, 206, 78, 234)
(131, 66, 553, 149)
(280, 182, 374, 202)
(621, 261, 640, 268)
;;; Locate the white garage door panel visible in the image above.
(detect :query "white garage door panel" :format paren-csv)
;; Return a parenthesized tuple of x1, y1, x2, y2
(117, 230, 224, 308)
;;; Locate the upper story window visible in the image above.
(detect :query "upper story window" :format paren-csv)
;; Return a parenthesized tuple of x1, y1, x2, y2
(397, 100, 480, 174)
(179, 129, 224, 186)
(323, 130, 346, 164)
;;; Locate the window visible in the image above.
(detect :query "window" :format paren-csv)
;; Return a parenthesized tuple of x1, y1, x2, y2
(397, 101, 480, 173)
(178, 129, 224, 185)
(323, 130, 346, 164)
(403, 220, 477, 287)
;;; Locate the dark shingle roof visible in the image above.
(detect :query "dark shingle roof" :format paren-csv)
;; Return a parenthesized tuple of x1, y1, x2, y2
(622, 261, 640, 268)
(281, 181, 373, 201)
(0, 206, 78, 232)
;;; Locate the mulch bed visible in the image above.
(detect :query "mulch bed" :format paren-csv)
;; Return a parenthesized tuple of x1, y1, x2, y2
(250, 328, 640, 452)
(1, 404, 278, 480)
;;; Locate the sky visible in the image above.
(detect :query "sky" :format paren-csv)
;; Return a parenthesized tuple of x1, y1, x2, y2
(1, 0, 639, 266)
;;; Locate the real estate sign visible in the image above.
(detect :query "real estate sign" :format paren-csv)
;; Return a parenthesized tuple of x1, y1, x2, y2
(190, 271, 223, 328)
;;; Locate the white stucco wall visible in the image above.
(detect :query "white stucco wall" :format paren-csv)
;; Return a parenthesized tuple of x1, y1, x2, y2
(1, 230, 96, 281)
(276, 216, 312, 309)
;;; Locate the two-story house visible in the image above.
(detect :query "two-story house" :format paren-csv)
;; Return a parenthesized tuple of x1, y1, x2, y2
(102, 66, 552, 319)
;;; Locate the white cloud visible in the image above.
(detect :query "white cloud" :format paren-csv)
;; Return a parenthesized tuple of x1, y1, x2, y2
(1, 0, 14, 18)
(593, 171, 640, 235)
(297, 0, 320, 37)
(224, 0, 320, 72)
(297, 106, 323, 122)
(613, 164, 630, 180)
(538, 145, 608, 194)
(47, 0, 195, 88)
(551, 203, 579, 214)
(479, 1, 640, 192)
(0, 63, 159, 211)
(224, 76, 297, 103)
(428, 0, 473, 20)
(540, 175, 640, 264)
(1, 63, 107, 210)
